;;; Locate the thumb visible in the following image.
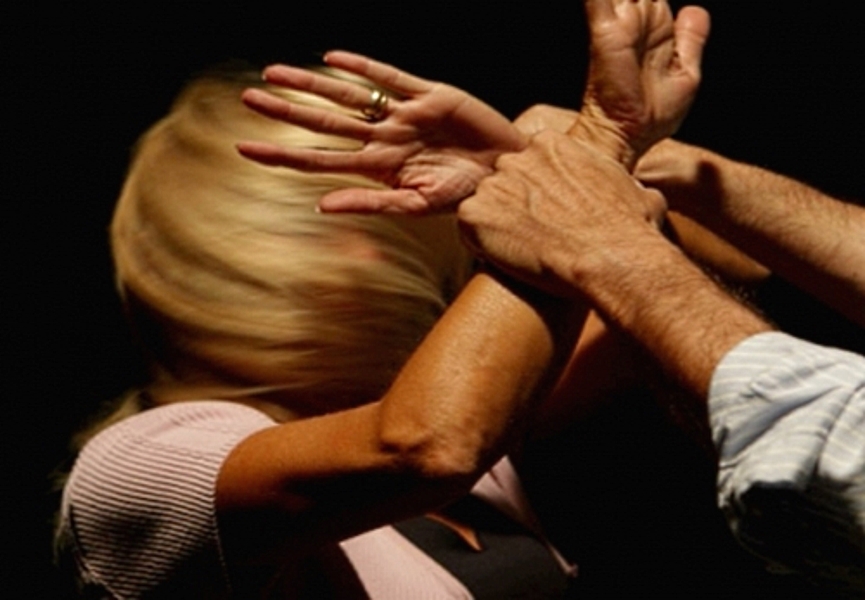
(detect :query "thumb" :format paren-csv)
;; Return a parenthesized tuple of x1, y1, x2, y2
(674, 7, 711, 77)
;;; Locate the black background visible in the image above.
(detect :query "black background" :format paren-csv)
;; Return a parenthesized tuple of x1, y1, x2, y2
(8, 2, 864, 596)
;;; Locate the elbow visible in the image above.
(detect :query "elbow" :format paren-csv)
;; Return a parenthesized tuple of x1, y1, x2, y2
(378, 421, 490, 496)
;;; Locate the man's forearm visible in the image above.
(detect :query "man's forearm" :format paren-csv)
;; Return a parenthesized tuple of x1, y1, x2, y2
(569, 230, 771, 398)
(642, 141, 865, 326)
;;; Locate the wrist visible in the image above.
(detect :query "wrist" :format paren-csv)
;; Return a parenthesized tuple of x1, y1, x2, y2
(567, 107, 640, 171)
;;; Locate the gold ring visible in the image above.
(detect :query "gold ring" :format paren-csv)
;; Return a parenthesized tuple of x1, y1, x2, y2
(361, 89, 389, 121)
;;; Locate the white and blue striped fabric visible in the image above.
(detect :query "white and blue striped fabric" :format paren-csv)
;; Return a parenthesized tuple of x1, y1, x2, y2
(710, 331, 865, 596)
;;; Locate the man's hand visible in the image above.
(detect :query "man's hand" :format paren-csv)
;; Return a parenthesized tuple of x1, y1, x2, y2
(459, 130, 667, 297)
(572, 0, 710, 169)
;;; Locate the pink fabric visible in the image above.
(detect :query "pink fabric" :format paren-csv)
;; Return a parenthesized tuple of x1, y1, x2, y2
(341, 457, 576, 598)
(60, 401, 274, 598)
(60, 402, 573, 598)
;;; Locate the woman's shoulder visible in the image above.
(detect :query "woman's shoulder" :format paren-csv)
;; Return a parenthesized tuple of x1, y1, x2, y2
(58, 400, 277, 598)
(85, 399, 276, 447)
(64, 399, 277, 515)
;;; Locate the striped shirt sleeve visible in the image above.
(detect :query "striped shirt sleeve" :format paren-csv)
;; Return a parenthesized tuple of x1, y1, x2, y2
(710, 331, 865, 595)
(59, 401, 275, 599)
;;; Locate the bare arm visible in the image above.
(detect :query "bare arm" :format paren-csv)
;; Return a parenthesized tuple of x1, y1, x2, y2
(637, 139, 865, 326)
(216, 273, 586, 561)
(574, 219, 772, 397)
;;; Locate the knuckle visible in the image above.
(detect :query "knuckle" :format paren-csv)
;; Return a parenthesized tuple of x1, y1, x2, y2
(525, 103, 555, 118)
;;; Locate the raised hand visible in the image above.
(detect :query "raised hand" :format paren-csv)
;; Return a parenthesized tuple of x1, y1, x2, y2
(237, 51, 526, 214)
(572, 0, 710, 169)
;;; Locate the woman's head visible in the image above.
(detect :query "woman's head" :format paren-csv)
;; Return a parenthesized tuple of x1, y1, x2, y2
(111, 68, 472, 414)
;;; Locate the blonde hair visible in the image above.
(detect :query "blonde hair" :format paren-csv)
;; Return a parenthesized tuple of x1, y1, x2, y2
(111, 68, 472, 414)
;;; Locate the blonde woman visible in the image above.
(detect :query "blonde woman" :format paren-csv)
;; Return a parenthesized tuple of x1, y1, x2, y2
(57, 1, 709, 596)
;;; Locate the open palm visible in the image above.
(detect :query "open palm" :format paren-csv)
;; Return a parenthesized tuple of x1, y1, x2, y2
(237, 51, 526, 214)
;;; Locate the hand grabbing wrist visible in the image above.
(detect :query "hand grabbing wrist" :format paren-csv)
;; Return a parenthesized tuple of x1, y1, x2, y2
(566, 107, 641, 171)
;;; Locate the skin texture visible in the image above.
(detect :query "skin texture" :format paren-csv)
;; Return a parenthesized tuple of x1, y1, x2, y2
(218, 273, 587, 570)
